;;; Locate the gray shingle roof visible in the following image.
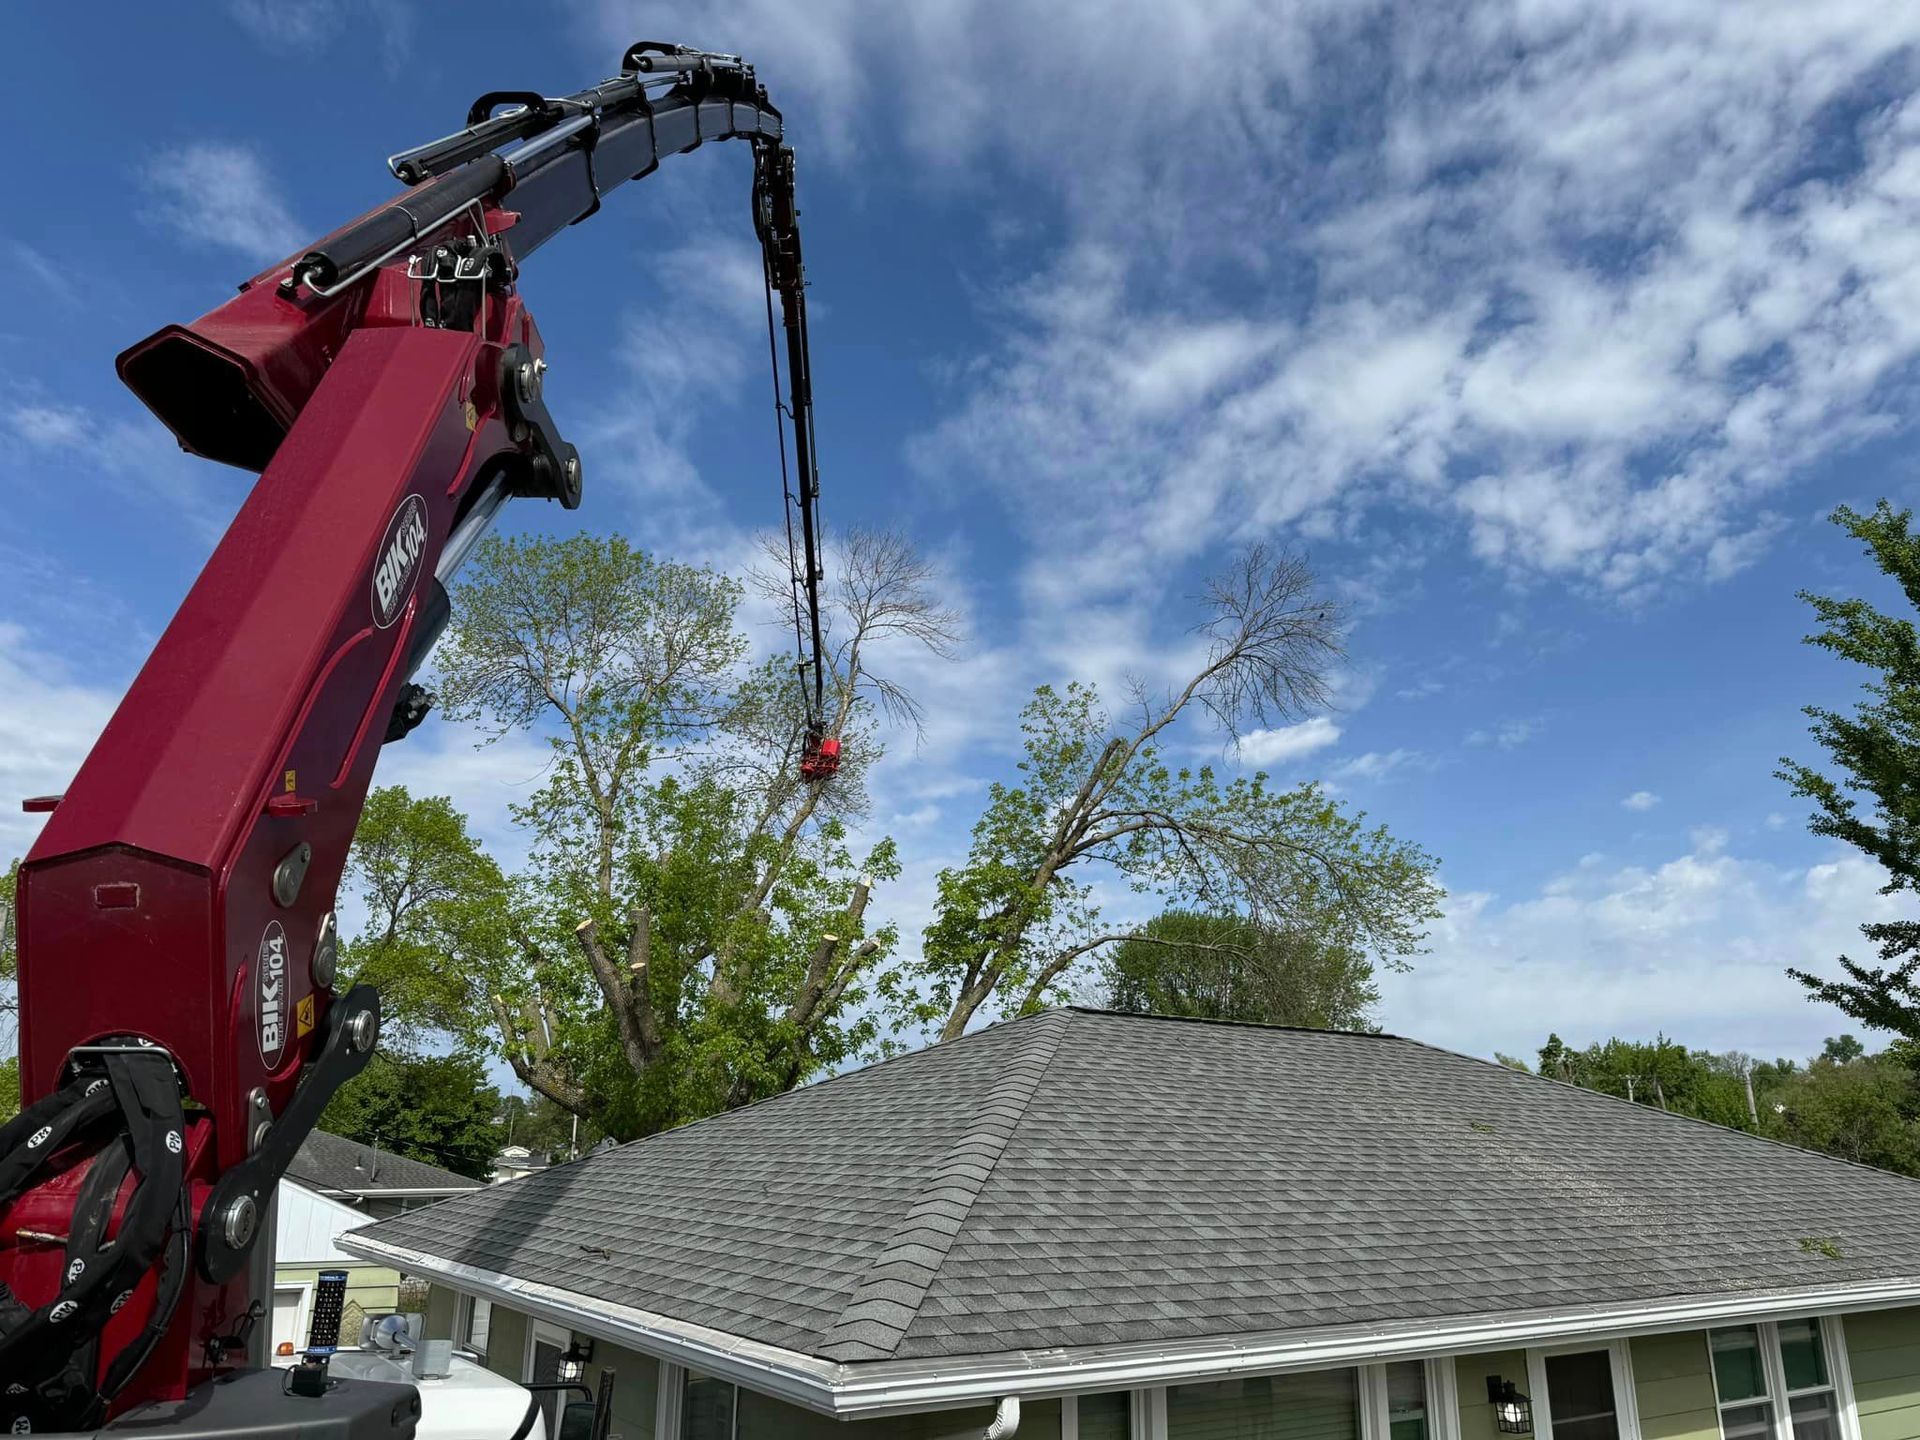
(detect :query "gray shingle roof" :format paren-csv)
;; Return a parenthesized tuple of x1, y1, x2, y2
(352, 1009, 1920, 1364)
(288, 1130, 485, 1195)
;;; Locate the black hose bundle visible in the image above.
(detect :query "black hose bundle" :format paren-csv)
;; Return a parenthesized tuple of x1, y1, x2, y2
(0, 1047, 189, 1432)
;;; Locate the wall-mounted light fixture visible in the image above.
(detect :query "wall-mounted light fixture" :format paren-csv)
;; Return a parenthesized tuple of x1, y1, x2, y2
(558, 1337, 595, 1384)
(1487, 1376, 1533, 1434)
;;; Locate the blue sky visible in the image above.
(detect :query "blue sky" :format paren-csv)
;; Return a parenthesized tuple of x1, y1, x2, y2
(4, 2, 1920, 1067)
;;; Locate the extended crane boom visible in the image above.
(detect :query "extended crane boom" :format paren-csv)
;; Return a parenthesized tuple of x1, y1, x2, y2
(1, 43, 834, 1436)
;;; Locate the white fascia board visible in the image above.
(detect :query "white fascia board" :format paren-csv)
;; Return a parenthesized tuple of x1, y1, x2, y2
(339, 1233, 1920, 1421)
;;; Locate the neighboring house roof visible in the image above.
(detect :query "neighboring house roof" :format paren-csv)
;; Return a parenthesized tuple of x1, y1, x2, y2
(275, 1179, 392, 1267)
(288, 1130, 485, 1199)
(345, 1009, 1920, 1386)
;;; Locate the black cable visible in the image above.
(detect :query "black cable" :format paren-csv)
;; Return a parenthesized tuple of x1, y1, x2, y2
(757, 146, 814, 715)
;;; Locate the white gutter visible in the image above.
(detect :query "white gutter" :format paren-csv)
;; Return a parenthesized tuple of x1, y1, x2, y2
(339, 1233, 1920, 1420)
(982, 1396, 1019, 1438)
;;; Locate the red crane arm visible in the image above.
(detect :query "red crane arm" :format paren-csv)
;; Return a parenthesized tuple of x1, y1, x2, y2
(1, 45, 828, 1433)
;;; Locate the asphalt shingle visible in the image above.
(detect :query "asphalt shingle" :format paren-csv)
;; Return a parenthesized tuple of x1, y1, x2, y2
(354, 1009, 1920, 1364)
(289, 1129, 486, 1195)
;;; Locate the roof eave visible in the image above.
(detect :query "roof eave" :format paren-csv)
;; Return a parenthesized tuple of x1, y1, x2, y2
(337, 1233, 1920, 1419)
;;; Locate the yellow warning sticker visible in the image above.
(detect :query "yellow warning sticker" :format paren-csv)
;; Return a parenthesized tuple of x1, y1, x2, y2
(284, 769, 298, 793)
(296, 993, 316, 1039)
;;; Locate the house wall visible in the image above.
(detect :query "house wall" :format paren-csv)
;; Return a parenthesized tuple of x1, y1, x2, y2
(1628, 1332, 1719, 1440)
(589, 1340, 661, 1440)
(424, 1284, 458, 1340)
(481, 1303, 529, 1383)
(274, 1262, 400, 1317)
(1845, 1306, 1920, 1440)
(1455, 1349, 1530, 1440)
(411, 1289, 1920, 1440)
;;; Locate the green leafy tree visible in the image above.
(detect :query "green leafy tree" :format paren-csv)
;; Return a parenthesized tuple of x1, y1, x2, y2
(1534, 1033, 1760, 1131)
(347, 529, 955, 1138)
(910, 547, 1442, 1040)
(1822, 1034, 1867, 1064)
(1538, 1029, 1920, 1176)
(1768, 1052, 1920, 1173)
(318, 1052, 502, 1180)
(1779, 502, 1920, 1039)
(1101, 909, 1380, 1029)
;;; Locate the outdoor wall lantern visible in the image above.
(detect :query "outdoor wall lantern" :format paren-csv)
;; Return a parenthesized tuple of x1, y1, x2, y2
(1487, 1376, 1533, 1434)
(558, 1337, 595, 1383)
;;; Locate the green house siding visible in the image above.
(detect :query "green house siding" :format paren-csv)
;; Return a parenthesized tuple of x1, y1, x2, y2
(1846, 1307, 1920, 1440)
(274, 1262, 400, 1327)
(482, 1303, 528, 1383)
(591, 1340, 659, 1440)
(1457, 1350, 1530, 1440)
(423, 1283, 458, 1340)
(1630, 1332, 1720, 1440)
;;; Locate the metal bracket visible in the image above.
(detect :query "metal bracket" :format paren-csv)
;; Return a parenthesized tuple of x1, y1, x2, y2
(197, 985, 381, 1283)
(497, 343, 583, 508)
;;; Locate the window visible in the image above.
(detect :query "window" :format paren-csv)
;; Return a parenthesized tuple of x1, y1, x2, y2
(1170, 1366, 1360, 1440)
(456, 1294, 491, 1357)
(1544, 1351, 1621, 1440)
(683, 1370, 737, 1440)
(1708, 1319, 1851, 1440)
(1384, 1362, 1430, 1440)
(1075, 1391, 1132, 1440)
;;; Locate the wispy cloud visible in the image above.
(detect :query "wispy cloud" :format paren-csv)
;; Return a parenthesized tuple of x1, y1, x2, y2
(634, 0, 1920, 604)
(139, 142, 304, 264)
(1382, 837, 1911, 1060)
(1235, 716, 1341, 766)
(1466, 718, 1541, 751)
(226, 0, 414, 74)
(0, 624, 119, 860)
(3, 401, 230, 542)
(1622, 790, 1662, 812)
(1331, 749, 1429, 784)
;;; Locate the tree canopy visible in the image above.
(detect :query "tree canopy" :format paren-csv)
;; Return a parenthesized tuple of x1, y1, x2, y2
(338, 528, 955, 1139)
(1779, 502, 1920, 1040)
(909, 547, 1442, 1040)
(1101, 909, 1380, 1030)
(1527, 1030, 1920, 1178)
(317, 1051, 502, 1180)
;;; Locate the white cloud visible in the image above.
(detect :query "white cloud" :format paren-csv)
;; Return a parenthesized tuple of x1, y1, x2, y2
(0, 626, 119, 862)
(1330, 749, 1428, 783)
(1621, 790, 1661, 811)
(1235, 716, 1342, 766)
(1381, 838, 1915, 1062)
(1466, 718, 1541, 750)
(616, 0, 1920, 603)
(139, 143, 305, 264)
(226, 1, 414, 72)
(2, 402, 229, 542)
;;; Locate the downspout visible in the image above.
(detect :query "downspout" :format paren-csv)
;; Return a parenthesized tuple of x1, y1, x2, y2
(982, 1396, 1020, 1438)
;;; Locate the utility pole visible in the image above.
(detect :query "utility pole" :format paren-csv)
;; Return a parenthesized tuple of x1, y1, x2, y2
(1626, 1076, 1637, 1104)
(1743, 1063, 1760, 1126)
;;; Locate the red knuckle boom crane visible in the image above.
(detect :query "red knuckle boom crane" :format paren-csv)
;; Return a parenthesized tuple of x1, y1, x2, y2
(2, 42, 834, 1436)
